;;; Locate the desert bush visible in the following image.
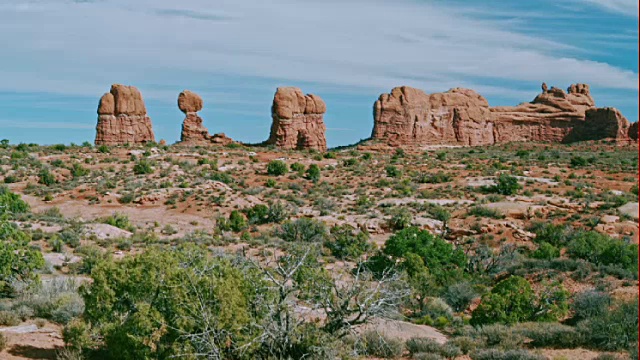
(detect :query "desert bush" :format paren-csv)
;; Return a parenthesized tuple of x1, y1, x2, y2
(530, 242, 560, 260)
(71, 164, 90, 178)
(0, 186, 30, 215)
(290, 162, 305, 172)
(578, 300, 638, 351)
(39, 168, 57, 186)
(386, 165, 400, 177)
(388, 207, 413, 230)
(567, 231, 638, 274)
(471, 349, 546, 360)
(228, 210, 247, 232)
(0, 310, 20, 326)
(413, 353, 444, 360)
(56, 348, 85, 360)
(20, 277, 84, 324)
(267, 160, 288, 176)
(132, 160, 153, 175)
(244, 204, 269, 224)
(474, 324, 526, 350)
(528, 223, 572, 247)
(516, 322, 581, 348)
(468, 206, 504, 219)
(443, 281, 477, 312)
(102, 213, 134, 232)
(275, 217, 327, 243)
(325, 224, 372, 260)
(0, 221, 45, 296)
(0, 332, 6, 352)
(406, 337, 442, 355)
(450, 336, 483, 355)
(306, 164, 321, 182)
(571, 290, 611, 320)
(361, 331, 404, 359)
(493, 174, 521, 195)
(471, 276, 535, 326)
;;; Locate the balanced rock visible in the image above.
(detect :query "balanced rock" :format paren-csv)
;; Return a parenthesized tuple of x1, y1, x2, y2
(95, 84, 155, 145)
(371, 86, 494, 146)
(267, 87, 327, 151)
(178, 90, 236, 146)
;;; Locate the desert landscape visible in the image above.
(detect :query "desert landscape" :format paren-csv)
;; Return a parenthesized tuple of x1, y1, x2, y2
(0, 79, 638, 360)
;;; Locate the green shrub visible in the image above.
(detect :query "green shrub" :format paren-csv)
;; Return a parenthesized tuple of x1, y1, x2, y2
(471, 276, 535, 326)
(516, 322, 580, 348)
(385, 165, 400, 178)
(132, 160, 153, 175)
(0, 310, 20, 326)
(493, 174, 521, 195)
(471, 349, 545, 360)
(275, 218, 327, 242)
(530, 242, 560, 260)
(567, 231, 638, 274)
(0, 186, 30, 215)
(475, 324, 526, 350)
(388, 207, 413, 230)
(443, 281, 477, 312)
(102, 213, 134, 232)
(39, 168, 57, 186)
(71, 164, 90, 178)
(244, 204, 270, 224)
(361, 331, 404, 359)
(267, 160, 288, 176)
(228, 210, 247, 232)
(468, 206, 504, 219)
(578, 300, 638, 351)
(571, 290, 611, 320)
(325, 224, 372, 260)
(306, 164, 321, 183)
(570, 156, 588, 167)
(529, 223, 572, 247)
(406, 337, 442, 355)
(450, 336, 483, 355)
(290, 162, 305, 173)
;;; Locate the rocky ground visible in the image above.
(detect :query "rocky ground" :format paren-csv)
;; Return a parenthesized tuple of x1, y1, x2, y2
(0, 139, 637, 359)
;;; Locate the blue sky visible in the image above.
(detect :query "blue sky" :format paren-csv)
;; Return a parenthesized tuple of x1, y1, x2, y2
(0, 0, 637, 147)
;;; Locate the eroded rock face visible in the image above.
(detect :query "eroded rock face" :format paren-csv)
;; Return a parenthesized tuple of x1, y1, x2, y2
(629, 122, 638, 141)
(95, 84, 155, 145)
(178, 90, 236, 146)
(371, 83, 632, 146)
(372, 86, 494, 146)
(267, 87, 327, 151)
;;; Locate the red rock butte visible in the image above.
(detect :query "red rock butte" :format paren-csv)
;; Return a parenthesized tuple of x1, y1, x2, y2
(372, 83, 636, 146)
(95, 84, 155, 145)
(178, 90, 234, 146)
(267, 87, 327, 151)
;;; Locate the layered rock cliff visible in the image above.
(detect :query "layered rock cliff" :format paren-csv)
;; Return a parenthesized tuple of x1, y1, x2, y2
(371, 83, 634, 146)
(95, 84, 155, 145)
(267, 87, 327, 151)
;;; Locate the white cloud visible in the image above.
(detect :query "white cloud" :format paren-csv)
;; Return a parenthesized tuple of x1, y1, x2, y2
(0, 0, 636, 105)
(581, 0, 638, 16)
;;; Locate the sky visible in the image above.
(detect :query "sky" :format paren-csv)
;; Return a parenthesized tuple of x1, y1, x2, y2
(0, 0, 637, 147)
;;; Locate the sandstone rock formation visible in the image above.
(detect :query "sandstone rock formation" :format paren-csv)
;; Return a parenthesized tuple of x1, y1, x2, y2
(95, 84, 155, 145)
(372, 86, 494, 146)
(178, 90, 235, 146)
(267, 87, 327, 151)
(371, 83, 634, 146)
(629, 122, 638, 141)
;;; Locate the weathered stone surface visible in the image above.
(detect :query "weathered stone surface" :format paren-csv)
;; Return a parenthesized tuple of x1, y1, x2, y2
(371, 83, 632, 146)
(178, 90, 204, 113)
(178, 90, 237, 146)
(372, 86, 494, 146)
(629, 122, 638, 141)
(267, 87, 327, 151)
(95, 84, 155, 145)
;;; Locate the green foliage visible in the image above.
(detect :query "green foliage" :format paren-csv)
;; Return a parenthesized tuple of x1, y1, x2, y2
(385, 165, 400, 178)
(306, 164, 321, 183)
(102, 213, 134, 232)
(79, 246, 266, 359)
(471, 349, 546, 360)
(0, 186, 30, 215)
(267, 160, 288, 176)
(570, 156, 589, 167)
(516, 322, 581, 349)
(443, 281, 478, 312)
(325, 224, 372, 260)
(382, 227, 467, 289)
(493, 174, 521, 195)
(0, 332, 6, 352)
(39, 168, 57, 186)
(132, 160, 153, 175)
(578, 300, 638, 351)
(244, 204, 270, 224)
(71, 163, 90, 178)
(530, 242, 560, 260)
(567, 231, 638, 274)
(228, 210, 247, 232)
(360, 331, 404, 359)
(571, 290, 611, 320)
(468, 206, 505, 219)
(415, 171, 452, 184)
(275, 218, 327, 242)
(0, 220, 45, 296)
(529, 223, 571, 247)
(471, 276, 536, 326)
(290, 162, 305, 173)
(387, 207, 413, 230)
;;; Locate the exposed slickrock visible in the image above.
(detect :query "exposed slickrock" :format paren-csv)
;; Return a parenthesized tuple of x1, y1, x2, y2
(267, 87, 327, 151)
(95, 84, 155, 145)
(178, 90, 236, 146)
(371, 83, 633, 146)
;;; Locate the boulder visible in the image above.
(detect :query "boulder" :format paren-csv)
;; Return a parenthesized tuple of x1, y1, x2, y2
(267, 87, 327, 151)
(95, 84, 155, 145)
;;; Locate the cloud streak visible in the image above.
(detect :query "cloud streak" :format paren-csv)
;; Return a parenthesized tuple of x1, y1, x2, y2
(0, 0, 636, 104)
